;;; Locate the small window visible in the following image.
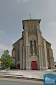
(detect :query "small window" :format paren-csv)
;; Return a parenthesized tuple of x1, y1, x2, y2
(34, 40, 37, 53)
(13, 51, 15, 58)
(34, 26, 36, 32)
(18, 49, 20, 60)
(30, 41, 33, 53)
(28, 26, 30, 32)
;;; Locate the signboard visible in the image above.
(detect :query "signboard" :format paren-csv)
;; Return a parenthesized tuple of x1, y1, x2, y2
(44, 73, 56, 85)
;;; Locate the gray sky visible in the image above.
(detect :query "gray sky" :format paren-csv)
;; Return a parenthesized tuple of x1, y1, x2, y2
(0, 0, 56, 62)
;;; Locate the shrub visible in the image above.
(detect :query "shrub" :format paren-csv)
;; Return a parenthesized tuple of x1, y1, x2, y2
(10, 64, 16, 69)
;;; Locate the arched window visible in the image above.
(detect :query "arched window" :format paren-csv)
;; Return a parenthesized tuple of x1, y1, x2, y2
(18, 49, 20, 60)
(30, 41, 33, 53)
(34, 26, 35, 32)
(13, 51, 15, 58)
(28, 26, 30, 32)
(34, 40, 37, 53)
(34, 26, 36, 32)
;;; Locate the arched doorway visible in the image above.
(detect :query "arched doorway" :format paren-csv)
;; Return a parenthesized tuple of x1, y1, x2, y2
(17, 63, 20, 69)
(31, 61, 38, 70)
(30, 56, 39, 70)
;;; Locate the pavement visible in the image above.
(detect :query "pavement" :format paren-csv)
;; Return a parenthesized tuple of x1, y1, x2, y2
(0, 69, 56, 81)
(0, 78, 43, 85)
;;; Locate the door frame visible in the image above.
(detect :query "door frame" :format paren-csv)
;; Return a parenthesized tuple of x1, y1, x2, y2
(30, 56, 39, 70)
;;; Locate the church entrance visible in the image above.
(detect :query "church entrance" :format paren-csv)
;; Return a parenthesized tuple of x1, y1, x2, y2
(31, 61, 38, 70)
(17, 63, 20, 69)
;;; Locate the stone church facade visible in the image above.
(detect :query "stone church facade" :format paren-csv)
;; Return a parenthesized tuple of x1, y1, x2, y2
(12, 19, 54, 70)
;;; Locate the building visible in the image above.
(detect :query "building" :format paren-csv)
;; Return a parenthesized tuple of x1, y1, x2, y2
(54, 62, 56, 68)
(12, 19, 54, 70)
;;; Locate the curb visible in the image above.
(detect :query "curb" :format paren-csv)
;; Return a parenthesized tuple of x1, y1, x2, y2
(0, 75, 43, 81)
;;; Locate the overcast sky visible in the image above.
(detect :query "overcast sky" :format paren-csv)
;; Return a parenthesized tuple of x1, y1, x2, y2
(0, 0, 56, 62)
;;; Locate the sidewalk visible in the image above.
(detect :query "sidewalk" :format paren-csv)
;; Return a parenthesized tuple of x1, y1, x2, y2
(0, 69, 56, 81)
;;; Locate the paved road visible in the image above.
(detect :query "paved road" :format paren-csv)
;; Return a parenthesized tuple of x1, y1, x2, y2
(0, 78, 43, 85)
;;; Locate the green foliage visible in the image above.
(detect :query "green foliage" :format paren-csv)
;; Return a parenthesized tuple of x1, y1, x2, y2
(10, 64, 16, 69)
(1, 50, 13, 68)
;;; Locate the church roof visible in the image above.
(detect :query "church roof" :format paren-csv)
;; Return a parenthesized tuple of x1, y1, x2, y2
(13, 37, 23, 46)
(42, 37, 51, 46)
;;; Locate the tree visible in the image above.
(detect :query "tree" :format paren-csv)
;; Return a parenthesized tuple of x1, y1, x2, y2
(1, 50, 13, 68)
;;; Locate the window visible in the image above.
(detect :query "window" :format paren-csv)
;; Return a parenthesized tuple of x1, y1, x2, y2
(34, 40, 37, 53)
(28, 26, 30, 32)
(18, 49, 20, 60)
(13, 51, 15, 58)
(34, 26, 36, 32)
(30, 41, 33, 53)
(13, 59, 15, 64)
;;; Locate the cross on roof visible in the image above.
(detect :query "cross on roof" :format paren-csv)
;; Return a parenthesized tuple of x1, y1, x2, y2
(29, 13, 31, 19)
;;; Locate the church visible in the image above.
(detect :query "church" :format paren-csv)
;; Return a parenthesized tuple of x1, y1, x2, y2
(12, 19, 54, 70)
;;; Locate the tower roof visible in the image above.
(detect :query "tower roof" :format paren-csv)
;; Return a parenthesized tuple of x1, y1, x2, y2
(22, 19, 41, 29)
(22, 19, 41, 22)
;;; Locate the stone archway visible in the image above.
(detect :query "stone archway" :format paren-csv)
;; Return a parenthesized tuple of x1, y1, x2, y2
(29, 35, 37, 42)
(30, 56, 39, 70)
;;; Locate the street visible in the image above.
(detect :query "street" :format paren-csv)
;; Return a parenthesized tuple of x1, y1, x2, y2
(0, 78, 43, 85)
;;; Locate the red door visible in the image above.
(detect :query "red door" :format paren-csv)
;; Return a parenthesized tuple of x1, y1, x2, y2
(31, 61, 38, 70)
(17, 64, 20, 69)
